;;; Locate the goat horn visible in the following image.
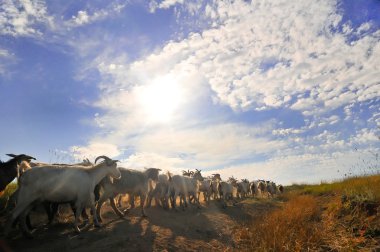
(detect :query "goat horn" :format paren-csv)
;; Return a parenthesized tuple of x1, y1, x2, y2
(7, 154, 36, 160)
(95, 155, 112, 164)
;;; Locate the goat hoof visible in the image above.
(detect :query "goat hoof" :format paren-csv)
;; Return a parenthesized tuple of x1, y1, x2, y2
(74, 226, 81, 233)
(94, 223, 101, 228)
(22, 231, 34, 239)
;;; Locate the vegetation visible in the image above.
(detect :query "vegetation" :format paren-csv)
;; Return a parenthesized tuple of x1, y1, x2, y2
(236, 174, 380, 251)
(0, 182, 17, 210)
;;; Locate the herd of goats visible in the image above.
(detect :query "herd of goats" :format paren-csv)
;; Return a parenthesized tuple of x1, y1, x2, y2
(0, 153, 284, 237)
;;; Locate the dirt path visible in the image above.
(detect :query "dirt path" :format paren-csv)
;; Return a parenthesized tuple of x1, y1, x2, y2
(1, 198, 280, 252)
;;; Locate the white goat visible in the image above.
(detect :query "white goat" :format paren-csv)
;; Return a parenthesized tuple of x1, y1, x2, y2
(96, 167, 161, 220)
(146, 173, 170, 209)
(192, 170, 212, 204)
(250, 181, 259, 197)
(218, 181, 235, 208)
(266, 181, 277, 197)
(5, 156, 120, 236)
(236, 180, 250, 199)
(210, 174, 221, 200)
(167, 174, 201, 210)
(257, 180, 267, 198)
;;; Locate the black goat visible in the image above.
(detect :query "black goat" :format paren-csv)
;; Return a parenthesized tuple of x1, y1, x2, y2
(0, 154, 35, 192)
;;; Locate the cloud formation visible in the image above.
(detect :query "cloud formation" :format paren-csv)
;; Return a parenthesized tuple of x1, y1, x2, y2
(67, 0, 380, 183)
(0, 0, 52, 37)
(2, 0, 378, 184)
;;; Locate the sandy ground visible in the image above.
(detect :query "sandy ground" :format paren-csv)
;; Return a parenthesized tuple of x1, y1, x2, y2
(0, 197, 279, 252)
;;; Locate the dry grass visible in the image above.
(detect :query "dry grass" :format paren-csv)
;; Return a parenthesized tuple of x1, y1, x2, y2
(0, 182, 17, 210)
(246, 195, 323, 251)
(237, 175, 380, 251)
(300, 175, 380, 202)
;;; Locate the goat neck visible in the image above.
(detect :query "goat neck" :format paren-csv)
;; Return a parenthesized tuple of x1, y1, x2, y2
(87, 161, 120, 186)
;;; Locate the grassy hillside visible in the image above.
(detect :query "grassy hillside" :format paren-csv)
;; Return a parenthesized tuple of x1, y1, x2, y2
(238, 175, 380, 251)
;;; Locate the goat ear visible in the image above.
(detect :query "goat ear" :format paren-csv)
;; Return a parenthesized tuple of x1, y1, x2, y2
(6, 154, 17, 157)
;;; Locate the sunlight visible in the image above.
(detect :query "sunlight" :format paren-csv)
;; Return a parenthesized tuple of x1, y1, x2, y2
(138, 75, 182, 123)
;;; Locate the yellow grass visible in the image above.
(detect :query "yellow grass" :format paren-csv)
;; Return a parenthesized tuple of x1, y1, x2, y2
(243, 174, 380, 251)
(300, 174, 380, 202)
(247, 195, 323, 251)
(0, 182, 18, 209)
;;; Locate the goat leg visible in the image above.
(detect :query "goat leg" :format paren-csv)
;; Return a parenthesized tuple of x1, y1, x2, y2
(109, 197, 125, 218)
(140, 194, 147, 218)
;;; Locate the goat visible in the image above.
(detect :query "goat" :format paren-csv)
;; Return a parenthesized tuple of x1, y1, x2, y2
(211, 173, 222, 181)
(210, 174, 221, 200)
(257, 180, 267, 198)
(192, 170, 212, 204)
(146, 173, 170, 209)
(5, 155, 120, 236)
(182, 169, 194, 177)
(0, 154, 35, 192)
(211, 180, 220, 200)
(167, 173, 201, 211)
(277, 184, 284, 194)
(218, 181, 236, 208)
(265, 181, 277, 197)
(236, 179, 250, 199)
(45, 159, 96, 224)
(29, 158, 92, 168)
(250, 181, 259, 197)
(96, 167, 161, 221)
(20, 159, 95, 225)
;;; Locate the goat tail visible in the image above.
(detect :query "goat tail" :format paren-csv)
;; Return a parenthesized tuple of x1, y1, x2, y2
(167, 171, 172, 181)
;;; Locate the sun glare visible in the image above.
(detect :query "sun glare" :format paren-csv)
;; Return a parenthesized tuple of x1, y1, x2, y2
(138, 75, 182, 123)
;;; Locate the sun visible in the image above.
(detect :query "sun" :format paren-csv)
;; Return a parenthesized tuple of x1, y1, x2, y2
(138, 75, 182, 123)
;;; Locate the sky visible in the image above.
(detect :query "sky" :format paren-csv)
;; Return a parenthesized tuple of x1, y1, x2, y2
(0, 0, 379, 185)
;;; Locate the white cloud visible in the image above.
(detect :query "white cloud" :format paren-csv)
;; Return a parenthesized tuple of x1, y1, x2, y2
(0, 48, 16, 76)
(349, 128, 379, 145)
(120, 152, 184, 172)
(67, 3, 126, 28)
(70, 142, 121, 160)
(149, 0, 184, 12)
(0, 0, 52, 37)
(70, 0, 379, 184)
(72, 11, 89, 26)
(130, 123, 285, 168)
(115, 0, 380, 118)
(207, 148, 379, 185)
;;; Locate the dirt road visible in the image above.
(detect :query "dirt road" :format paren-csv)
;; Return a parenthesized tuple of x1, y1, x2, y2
(1, 198, 279, 252)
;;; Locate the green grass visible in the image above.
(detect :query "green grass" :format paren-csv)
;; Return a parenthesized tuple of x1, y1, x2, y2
(287, 175, 380, 202)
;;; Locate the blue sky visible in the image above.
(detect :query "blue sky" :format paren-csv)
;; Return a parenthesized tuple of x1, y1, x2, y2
(0, 0, 379, 184)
